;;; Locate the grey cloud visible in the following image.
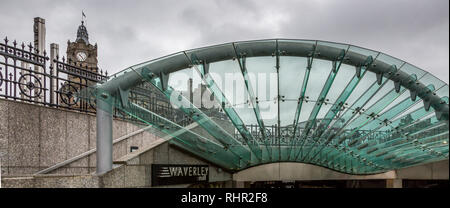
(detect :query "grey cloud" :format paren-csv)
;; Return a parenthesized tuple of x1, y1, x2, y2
(0, 0, 448, 83)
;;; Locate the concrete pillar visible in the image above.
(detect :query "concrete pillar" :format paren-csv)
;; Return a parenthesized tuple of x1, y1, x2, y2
(386, 179, 402, 188)
(96, 93, 113, 174)
(33, 17, 46, 54)
(33, 17, 45, 102)
(50, 43, 59, 104)
(19, 62, 30, 100)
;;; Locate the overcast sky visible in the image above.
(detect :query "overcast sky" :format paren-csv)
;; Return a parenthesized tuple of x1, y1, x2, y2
(0, 0, 448, 83)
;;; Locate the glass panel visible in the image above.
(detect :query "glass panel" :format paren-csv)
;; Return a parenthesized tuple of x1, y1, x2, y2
(244, 56, 278, 161)
(298, 58, 355, 162)
(317, 41, 349, 51)
(234, 40, 278, 161)
(195, 58, 264, 162)
(313, 76, 382, 152)
(347, 45, 380, 66)
(208, 59, 272, 161)
(279, 56, 308, 161)
(399, 63, 427, 78)
(363, 80, 396, 110)
(287, 56, 314, 161)
(329, 78, 393, 138)
(435, 86, 449, 101)
(377, 87, 411, 116)
(278, 39, 316, 57)
(370, 116, 444, 155)
(375, 120, 448, 169)
(316, 63, 356, 120)
(354, 90, 429, 147)
(279, 57, 308, 124)
(167, 67, 203, 105)
(107, 67, 136, 82)
(141, 73, 252, 165)
(303, 59, 333, 103)
(344, 72, 377, 106)
(417, 73, 446, 90)
(208, 61, 254, 121)
(347, 83, 406, 130)
(292, 59, 332, 160)
(376, 53, 405, 69)
(330, 83, 408, 155)
(305, 64, 369, 163)
(244, 57, 278, 125)
(120, 102, 242, 170)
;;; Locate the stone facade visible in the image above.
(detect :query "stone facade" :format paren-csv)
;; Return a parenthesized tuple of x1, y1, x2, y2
(66, 21, 98, 71)
(97, 139, 233, 188)
(0, 98, 234, 188)
(0, 98, 155, 176)
(233, 160, 449, 182)
(1, 132, 234, 188)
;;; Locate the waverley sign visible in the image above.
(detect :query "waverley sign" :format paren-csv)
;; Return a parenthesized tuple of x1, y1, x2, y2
(151, 164, 209, 186)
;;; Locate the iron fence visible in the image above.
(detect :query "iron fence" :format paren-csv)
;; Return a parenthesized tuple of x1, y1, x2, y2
(0, 36, 196, 126)
(0, 37, 50, 105)
(234, 122, 393, 146)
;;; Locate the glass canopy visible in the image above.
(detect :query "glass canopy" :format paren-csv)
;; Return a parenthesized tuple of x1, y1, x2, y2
(88, 39, 449, 174)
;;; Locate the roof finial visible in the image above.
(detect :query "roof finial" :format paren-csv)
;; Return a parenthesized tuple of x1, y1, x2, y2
(76, 12, 89, 44)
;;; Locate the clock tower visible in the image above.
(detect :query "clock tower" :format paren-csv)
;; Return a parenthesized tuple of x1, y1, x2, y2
(66, 20, 98, 79)
(60, 20, 99, 107)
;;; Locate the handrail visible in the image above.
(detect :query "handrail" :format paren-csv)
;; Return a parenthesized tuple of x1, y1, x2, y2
(34, 125, 153, 175)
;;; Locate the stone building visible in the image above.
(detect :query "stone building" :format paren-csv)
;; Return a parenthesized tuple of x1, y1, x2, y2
(66, 20, 98, 83)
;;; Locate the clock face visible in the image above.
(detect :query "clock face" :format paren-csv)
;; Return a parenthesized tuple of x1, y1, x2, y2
(76, 52, 87, 62)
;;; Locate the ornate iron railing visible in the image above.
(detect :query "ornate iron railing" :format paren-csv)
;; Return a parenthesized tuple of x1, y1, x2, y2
(53, 56, 108, 113)
(234, 123, 394, 146)
(0, 36, 196, 126)
(0, 37, 50, 105)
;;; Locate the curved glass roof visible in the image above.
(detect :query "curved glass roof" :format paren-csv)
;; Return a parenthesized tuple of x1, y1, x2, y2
(91, 39, 449, 174)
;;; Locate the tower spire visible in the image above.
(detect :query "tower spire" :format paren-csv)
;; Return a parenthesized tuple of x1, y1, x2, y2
(76, 12, 89, 44)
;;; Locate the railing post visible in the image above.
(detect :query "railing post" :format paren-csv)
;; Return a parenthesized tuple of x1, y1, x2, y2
(96, 91, 113, 174)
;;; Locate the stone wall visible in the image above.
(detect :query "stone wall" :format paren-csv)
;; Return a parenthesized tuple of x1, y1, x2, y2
(1, 139, 234, 188)
(233, 160, 449, 181)
(0, 98, 233, 187)
(1, 175, 100, 188)
(99, 140, 233, 188)
(0, 98, 158, 176)
(396, 159, 449, 180)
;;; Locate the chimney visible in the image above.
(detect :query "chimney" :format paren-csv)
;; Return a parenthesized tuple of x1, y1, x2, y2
(188, 78, 193, 104)
(33, 17, 46, 102)
(33, 17, 46, 57)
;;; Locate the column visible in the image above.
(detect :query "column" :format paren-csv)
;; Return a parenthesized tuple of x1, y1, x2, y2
(50, 43, 59, 105)
(96, 92, 113, 174)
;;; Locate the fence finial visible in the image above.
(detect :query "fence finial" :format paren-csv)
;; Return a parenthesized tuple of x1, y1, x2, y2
(28, 42, 33, 52)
